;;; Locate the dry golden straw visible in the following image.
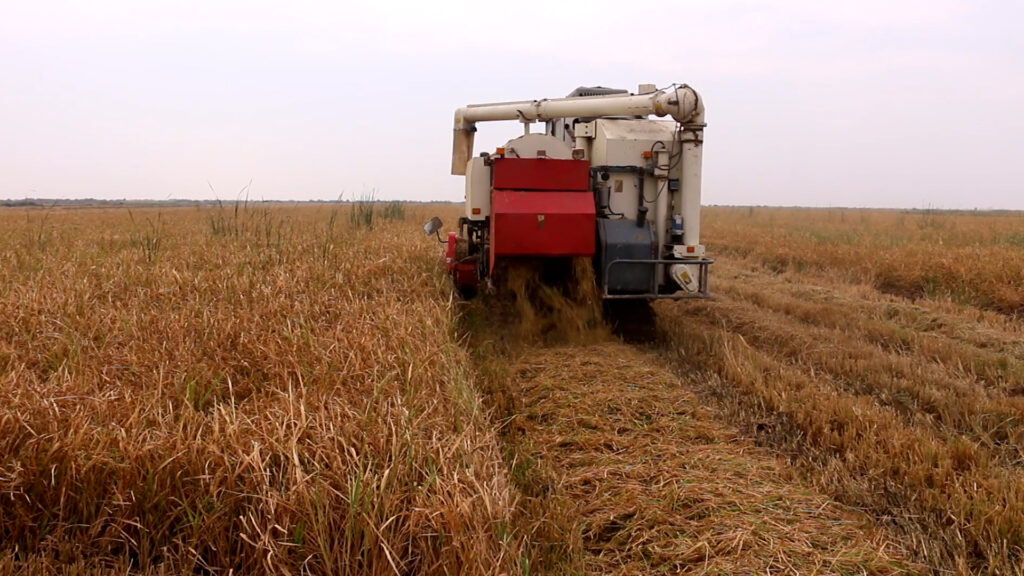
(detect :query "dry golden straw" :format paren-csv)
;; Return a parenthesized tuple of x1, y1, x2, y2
(1, 203, 1021, 574)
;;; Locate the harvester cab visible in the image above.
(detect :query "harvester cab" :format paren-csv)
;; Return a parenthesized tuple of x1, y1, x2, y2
(428, 84, 711, 301)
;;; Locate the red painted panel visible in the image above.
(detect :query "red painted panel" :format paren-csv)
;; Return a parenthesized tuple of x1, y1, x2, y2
(491, 158, 590, 191)
(490, 190, 596, 259)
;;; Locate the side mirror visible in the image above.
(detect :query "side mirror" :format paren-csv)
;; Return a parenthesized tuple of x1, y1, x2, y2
(423, 217, 443, 236)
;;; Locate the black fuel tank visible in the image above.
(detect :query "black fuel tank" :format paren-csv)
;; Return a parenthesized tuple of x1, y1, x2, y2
(597, 219, 656, 295)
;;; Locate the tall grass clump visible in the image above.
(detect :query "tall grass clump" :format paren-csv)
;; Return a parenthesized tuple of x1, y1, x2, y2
(0, 204, 521, 574)
(348, 191, 376, 229)
(379, 201, 406, 222)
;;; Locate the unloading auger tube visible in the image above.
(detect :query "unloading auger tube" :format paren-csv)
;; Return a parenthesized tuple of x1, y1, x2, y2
(430, 83, 712, 301)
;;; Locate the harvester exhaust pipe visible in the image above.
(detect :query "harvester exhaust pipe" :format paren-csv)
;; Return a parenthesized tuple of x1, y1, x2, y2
(636, 206, 648, 228)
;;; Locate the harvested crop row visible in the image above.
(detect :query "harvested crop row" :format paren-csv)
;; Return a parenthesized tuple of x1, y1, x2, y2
(459, 271, 912, 574)
(0, 205, 520, 574)
(712, 260, 1024, 392)
(699, 263, 1024, 463)
(659, 263, 1024, 574)
(475, 338, 911, 574)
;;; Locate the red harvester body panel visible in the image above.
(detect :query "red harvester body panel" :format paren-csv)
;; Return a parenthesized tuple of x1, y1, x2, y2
(488, 157, 595, 273)
(444, 232, 478, 291)
(490, 190, 596, 258)
(491, 158, 591, 191)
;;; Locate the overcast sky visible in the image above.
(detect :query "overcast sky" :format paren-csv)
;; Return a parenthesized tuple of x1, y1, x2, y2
(1, 1, 1022, 209)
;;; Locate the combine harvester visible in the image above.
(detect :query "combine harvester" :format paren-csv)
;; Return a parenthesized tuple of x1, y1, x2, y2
(426, 84, 711, 305)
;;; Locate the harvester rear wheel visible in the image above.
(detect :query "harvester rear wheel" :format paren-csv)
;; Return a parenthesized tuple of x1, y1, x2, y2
(602, 299, 658, 343)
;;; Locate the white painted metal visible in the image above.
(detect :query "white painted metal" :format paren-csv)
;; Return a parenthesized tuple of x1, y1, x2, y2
(602, 173, 639, 220)
(451, 85, 703, 175)
(574, 121, 596, 138)
(574, 137, 590, 161)
(455, 85, 702, 127)
(503, 133, 572, 160)
(592, 119, 676, 164)
(573, 121, 595, 161)
(465, 157, 490, 221)
(590, 119, 677, 222)
(678, 129, 704, 248)
(449, 83, 708, 296)
(672, 244, 705, 258)
(452, 129, 475, 178)
(669, 263, 700, 293)
(654, 150, 670, 178)
(654, 176, 669, 286)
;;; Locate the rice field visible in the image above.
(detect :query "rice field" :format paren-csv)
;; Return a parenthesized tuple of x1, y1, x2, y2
(1, 202, 1021, 574)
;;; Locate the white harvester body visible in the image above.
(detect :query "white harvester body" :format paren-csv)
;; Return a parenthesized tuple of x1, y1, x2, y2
(434, 84, 711, 300)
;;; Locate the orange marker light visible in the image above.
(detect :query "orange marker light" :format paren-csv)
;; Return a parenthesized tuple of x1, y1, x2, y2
(495, 147, 505, 156)
(472, 208, 481, 215)
(642, 150, 653, 159)
(686, 246, 696, 253)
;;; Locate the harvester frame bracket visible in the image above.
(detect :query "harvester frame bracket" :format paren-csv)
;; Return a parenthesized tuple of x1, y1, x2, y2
(602, 258, 713, 300)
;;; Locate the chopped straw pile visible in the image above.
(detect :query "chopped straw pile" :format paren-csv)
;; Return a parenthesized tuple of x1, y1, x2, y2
(505, 344, 910, 574)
